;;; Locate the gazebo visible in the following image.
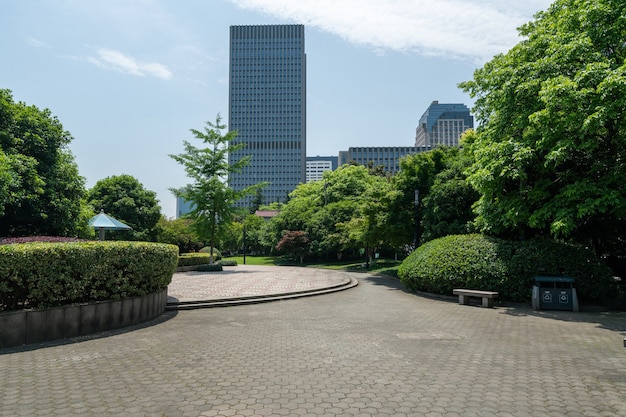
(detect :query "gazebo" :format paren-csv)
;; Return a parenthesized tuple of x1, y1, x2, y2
(88, 210, 132, 240)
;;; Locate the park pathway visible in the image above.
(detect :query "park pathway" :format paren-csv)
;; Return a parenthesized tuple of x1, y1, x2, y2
(1, 267, 625, 416)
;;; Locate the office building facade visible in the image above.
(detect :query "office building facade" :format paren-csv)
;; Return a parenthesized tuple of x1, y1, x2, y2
(306, 156, 338, 182)
(414, 101, 473, 147)
(338, 146, 430, 174)
(228, 24, 306, 207)
(175, 197, 193, 219)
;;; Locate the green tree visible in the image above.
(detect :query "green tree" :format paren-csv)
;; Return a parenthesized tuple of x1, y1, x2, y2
(392, 146, 461, 247)
(156, 216, 203, 253)
(88, 174, 161, 241)
(267, 165, 398, 259)
(242, 214, 268, 254)
(170, 115, 265, 263)
(421, 167, 479, 243)
(218, 221, 243, 255)
(338, 173, 399, 263)
(249, 189, 264, 214)
(0, 89, 86, 237)
(421, 142, 479, 242)
(460, 0, 626, 256)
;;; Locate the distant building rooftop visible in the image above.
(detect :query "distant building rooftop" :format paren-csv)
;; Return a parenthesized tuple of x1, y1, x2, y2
(254, 210, 280, 220)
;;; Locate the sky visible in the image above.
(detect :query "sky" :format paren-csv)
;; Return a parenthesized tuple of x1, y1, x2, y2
(1, 0, 553, 218)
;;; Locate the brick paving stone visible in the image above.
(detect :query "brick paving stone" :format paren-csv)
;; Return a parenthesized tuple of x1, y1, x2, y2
(167, 265, 350, 302)
(1, 268, 625, 416)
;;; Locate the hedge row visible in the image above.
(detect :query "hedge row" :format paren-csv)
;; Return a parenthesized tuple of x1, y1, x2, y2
(199, 247, 222, 260)
(178, 253, 217, 267)
(0, 241, 179, 311)
(398, 234, 617, 305)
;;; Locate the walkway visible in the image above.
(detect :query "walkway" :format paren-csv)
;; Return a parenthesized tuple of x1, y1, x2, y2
(1, 267, 625, 416)
(167, 265, 357, 308)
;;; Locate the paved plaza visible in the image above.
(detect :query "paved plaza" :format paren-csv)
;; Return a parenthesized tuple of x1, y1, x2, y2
(1, 266, 625, 416)
(167, 266, 355, 305)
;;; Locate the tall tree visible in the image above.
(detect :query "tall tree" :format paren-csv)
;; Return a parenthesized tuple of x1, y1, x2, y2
(391, 146, 461, 247)
(339, 173, 399, 263)
(267, 165, 398, 259)
(87, 174, 161, 241)
(0, 89, 86, 237)
(420, 160, 479, 243)
(460, 0, 626, 256)
(170, 115, 265, 263)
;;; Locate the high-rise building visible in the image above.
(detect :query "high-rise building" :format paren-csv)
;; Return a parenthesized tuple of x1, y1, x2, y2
(228, 24, 306, 207)
(414, 101, 473, 147)
(306, 156, 338, 182)
(175, 197, 193, 219)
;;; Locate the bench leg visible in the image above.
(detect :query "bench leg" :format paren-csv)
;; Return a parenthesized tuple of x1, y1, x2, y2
(482, 297, 494, 308)
(458, 294, 469, 305)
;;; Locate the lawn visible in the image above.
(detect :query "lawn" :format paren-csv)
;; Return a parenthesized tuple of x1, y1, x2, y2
(223, 255, 401, 277)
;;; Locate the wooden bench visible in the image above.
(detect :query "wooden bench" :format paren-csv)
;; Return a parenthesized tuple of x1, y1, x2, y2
(453, 289, 499, 308)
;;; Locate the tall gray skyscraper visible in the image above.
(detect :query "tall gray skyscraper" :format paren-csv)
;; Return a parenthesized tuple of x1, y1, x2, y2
(228, 24, 306, 207)
(414, 101, 473, 147)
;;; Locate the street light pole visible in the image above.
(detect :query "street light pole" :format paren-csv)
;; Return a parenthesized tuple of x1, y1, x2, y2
(413, 189, 420, 249)
(243, 224, 247, 265)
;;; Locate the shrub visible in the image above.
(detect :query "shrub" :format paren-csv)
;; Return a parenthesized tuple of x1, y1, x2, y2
(178, 253, 215, 267)
(220, 259, 238, 266)
(0, 236, 87, 244)
(0, 241, 179, 311)
(196, 263, 223, 272)
(199, 246, 222, 260)
(398, 234, 616, 305)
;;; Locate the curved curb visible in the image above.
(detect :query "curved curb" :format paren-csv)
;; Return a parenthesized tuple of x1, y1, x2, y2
(166, 276, 358, 310)
(0, 289, 168, 349)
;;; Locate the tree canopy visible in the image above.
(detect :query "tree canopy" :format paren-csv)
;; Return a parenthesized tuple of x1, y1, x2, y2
(267, 164, 399, 259)
(460, 0, 626, 255)
(87, 174, 161, 241)
(392, 146, 462, 247)
(0, 89, 86, 237)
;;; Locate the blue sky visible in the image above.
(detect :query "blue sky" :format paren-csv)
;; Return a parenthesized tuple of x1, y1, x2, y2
(1, 0, 552, 218)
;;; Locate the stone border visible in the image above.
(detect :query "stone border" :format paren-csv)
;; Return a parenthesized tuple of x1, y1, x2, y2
(0, 288, 168, 349)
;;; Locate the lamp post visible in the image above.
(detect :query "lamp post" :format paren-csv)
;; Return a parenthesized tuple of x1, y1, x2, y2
(413, 189, 420, 249)
(243, 224, 247, 265)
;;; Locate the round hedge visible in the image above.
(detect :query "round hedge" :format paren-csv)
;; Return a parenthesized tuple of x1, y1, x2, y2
(199, 246, 222, 260)
(398, 234, 615, 305)
(0, 241, 179, 311)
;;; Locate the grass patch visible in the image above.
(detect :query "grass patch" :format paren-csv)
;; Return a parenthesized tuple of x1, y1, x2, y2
(223, 256, 282, 266)
(222, 255, 400, 276)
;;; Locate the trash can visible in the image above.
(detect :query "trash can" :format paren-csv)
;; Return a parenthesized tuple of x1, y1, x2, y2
(532, 276, 579, 312)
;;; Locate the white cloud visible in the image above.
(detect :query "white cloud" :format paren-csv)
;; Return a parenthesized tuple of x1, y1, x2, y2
(27, 38, 50, 48)
(87, 48, 173, 80)
(229, 0, 552, 62)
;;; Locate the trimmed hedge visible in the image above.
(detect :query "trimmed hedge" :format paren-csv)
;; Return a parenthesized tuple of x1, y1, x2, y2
(196, 263, 224, 272)
(398, 234, 616, 305)
(0, 241, 179, 311)
(178, 253, 216, 267)
(199, 246, 222, 260)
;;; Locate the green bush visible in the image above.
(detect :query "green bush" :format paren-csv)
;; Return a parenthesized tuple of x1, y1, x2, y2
(196, 263, 224, 272)
(199, 246, 222, 260)
(0, 241, 179, 311)
(178, 253, 215, 267)
(398, 234, 616, 305)
(177, 254, 235, 269)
